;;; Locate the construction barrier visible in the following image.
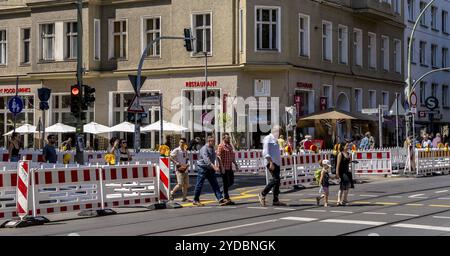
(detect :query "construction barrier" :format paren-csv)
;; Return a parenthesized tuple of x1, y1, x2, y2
(414, 149, 450, 176)
(1, 162, 160, 223)
(352, 151, 392, 175)
(234, 151, 264, 174)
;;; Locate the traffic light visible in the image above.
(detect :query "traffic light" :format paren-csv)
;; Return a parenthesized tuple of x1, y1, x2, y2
(70, 84, 82, 118)
(82, 85, 95, 110)
(38, 88, 51, 110)
(183, 28, 193, 52)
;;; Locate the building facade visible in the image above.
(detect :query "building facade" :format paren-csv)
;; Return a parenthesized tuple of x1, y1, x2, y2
(0, 0, 405, 149)
(405, 0, 450, 138)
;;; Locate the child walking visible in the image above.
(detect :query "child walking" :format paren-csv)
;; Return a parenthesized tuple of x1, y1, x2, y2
(316, 159, 331, 207)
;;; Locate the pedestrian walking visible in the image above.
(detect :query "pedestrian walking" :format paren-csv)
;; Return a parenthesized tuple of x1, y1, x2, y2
(277, 134, 286, 149)
(432, 133, 442, 148)
(422, 134, 432, 148)
(258, 125, 287, 207)
(217, 133, 240, 205)
(106, 137, 120, 164)
(118, 139, 132, 163)
(192, 135, 227, 207)
(316, 159, 332, 207)
(42, 134, 58, 164)
(359, 132, 370, 150)
(8, 132, 21, 162)
(336, 142, 354, 206)
(169, 138, 190, 202)
(60, 137, 72, 164)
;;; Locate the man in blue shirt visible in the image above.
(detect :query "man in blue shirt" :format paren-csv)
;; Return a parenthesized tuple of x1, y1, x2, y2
(193, 135, 227, 206)
(258, 125, 286, 207)
(43, 134, 58, 164)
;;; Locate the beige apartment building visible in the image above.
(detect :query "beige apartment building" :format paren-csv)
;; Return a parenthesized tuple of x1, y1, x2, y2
(0, 0, 405, 149)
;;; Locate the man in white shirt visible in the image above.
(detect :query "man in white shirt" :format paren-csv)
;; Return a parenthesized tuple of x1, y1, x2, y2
(169, 138, 190, 202)
(258, 125, 287, 207)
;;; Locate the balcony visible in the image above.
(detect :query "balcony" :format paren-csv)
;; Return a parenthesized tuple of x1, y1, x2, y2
(351, 0, 396, 21)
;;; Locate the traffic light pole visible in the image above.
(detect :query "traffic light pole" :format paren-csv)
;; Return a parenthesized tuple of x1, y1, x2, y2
(75, 0, 84, 164)
(134, 35, 194, 152)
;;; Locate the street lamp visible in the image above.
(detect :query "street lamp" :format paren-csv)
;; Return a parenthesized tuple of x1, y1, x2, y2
(406, 0, 436, 141)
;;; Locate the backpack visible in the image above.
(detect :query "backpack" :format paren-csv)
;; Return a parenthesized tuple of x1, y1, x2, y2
(314, 169, 322, 185)
(330, 153, 337, 175)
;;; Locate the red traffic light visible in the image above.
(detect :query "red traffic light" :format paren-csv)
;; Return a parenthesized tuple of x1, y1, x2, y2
(71, 87, 80, 96)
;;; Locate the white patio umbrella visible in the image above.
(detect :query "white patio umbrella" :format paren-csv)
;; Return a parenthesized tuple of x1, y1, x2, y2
(109, 121, 135, 133)
(141, 120, 188, 132)
(45, 123, 76, 133)
(83, 122, 110, 134)
(3, 124, 37, 136)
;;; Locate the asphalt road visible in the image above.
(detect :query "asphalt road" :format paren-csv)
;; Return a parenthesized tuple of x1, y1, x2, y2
(2, 174, 450, 236)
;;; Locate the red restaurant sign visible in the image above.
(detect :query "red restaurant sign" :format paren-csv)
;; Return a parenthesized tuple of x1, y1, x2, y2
(297, 82, 313, 89)
(185, 81, 218, 87)
(0, 88, 31, 94)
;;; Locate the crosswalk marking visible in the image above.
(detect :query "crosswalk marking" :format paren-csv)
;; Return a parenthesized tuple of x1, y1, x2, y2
(184, 219, 279, 236)
(435, 190, 449, 194)
(394, 213, 419, 217)
(274, 208, 295, 211)
(363, 212, 387, 215)
(432, 216, 450, 219)
(330, 210, 354, 214)
(320, 219, 386, 226)
(280, 217, 318, 222)
(392, 224, 450, 232)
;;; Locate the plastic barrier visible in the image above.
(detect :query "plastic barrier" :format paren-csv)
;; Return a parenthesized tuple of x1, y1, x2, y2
(352, 151, 392, 175)
(0, 170, 18, 220)
(234, 151, 264, 174)
(414, 149, 450, 176)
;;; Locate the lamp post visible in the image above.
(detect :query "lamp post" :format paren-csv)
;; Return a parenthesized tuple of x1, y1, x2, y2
(406, 0, 436, 141)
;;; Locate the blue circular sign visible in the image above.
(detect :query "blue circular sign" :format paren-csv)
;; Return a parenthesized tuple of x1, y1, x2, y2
(8, 96, 24, 114)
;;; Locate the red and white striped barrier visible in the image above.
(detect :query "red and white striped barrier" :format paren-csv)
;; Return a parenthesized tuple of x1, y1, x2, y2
(266, 154, 316, 190)
(16, 161, 30, 219)
(234, 151, 264, 174)
(352, 151, 392, 175)
(159, 158, 170, 201)
(0, 170, 18, 220)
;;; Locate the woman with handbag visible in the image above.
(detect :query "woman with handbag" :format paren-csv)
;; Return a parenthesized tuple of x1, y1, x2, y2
(169, 138, 190, 202)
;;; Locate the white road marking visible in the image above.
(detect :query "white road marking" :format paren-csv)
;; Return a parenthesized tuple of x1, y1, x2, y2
(432, 216, 450, 219)
(304, 209, 327, 213)
(280, 217, 318, 222)
(330, 210, 354, 214)
(320, 219, 387, 226)
(392, 224, 450, 232)
(274, 208, 295, 211)
(435, 190, 449, 194)
(184, 219, 278, 236)
(247, 207, 268, 210)
(368, 233, 380, 236)
(359, 194, 378, 197)
(438, 198, 450, 200)
(362, 212, 387, 215)
(394, 213, 420, 217)
(409, 194, 425, 198)
(67, 233, 80, 236)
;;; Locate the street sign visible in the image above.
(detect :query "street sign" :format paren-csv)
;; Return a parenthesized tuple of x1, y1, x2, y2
(128, 75, 147, 95)
(140, 95, 161, 107)
(362, 108, 378, 114)
(411, 107, 417, 114)
(379, 105, 389, 110)
(8, 96, 23, 114)
(425, 96, 439, 110)
(410, 91, 417, 107)
(127, 95, 145, 113)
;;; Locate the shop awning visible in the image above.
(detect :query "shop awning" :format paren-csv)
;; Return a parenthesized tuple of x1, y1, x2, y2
(299, 108, 378, 122)
(141, 120, 188, 132)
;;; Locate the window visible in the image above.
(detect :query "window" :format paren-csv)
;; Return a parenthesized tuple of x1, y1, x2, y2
(443, 85, 449, 107)
(299, 14, 310, 57)
(420, 1, 427, 26)
(65, 22, 78, 59)
(368, 32, 376, 68)
(40, 23, 55, 61)
(355, 88, 362, 112)
(393, 0, 400, 14)
(431, 44, 438, 67)
(443, 48, 449, 67)
(193, 13, 212, 54)
(322, 21, 332, 61)
(353, 28, 362, 66)
(338, 25, 348, 64)
(369, 90, 376, 108)
(144, 17, 161, 57)
(431, 83, 438, 97)
(94, 19, 100, 61)
(323, 85, 332, 108)
(381, 36, 389, 71)
(419, 41, 426, 65)
(431, 6, 438, 30)
(256, 7, 280, 51)
(443, 11, 449, 34)
(109, 19, 127, 59)
(21, 28, 30, 64)
(0, 30, 6, 65)
(419, 81, 426, 104)
(393, 39, 401, 73)
(408, 0, 415, 21)
(382, 91, 389, 106)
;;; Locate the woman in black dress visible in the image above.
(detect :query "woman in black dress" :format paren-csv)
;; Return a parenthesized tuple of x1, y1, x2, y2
(336, 142, 354, 206)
